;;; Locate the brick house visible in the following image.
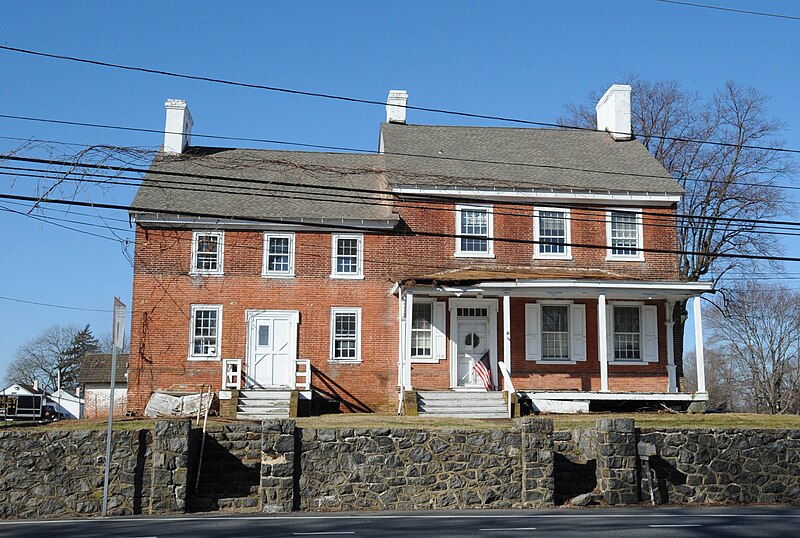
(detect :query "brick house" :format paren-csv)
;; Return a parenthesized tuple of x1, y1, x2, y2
(127, 86, 711, 416)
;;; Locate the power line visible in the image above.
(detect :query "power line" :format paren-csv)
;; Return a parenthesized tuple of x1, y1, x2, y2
(1, 44, 799, 155)
(5, 191, 800, 265)
(4, 154, 797, 231)
(3, 114, 799, 198)
(655, 0, 800, 21)
(0, 294, 112, 313)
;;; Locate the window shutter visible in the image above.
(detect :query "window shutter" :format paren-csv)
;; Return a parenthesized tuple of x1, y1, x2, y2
(525, 303, 541, 361)
(570, 304, 587, 362)
(432, 301, 446, 361)
(606, 305, 615, 361)
(643, 305, 659, 362)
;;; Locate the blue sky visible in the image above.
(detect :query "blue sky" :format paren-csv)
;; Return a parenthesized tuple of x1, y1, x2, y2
(1, 1, 799, 378)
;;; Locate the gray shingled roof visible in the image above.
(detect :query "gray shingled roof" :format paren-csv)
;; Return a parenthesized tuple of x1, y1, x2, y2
(133, 148, 398, 224)
(380, 123, 683, 194)
(79, 353, 129, 385)
(132, 125, 680, 223)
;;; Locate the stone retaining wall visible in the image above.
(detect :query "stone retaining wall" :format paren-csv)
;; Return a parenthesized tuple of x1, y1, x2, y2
(0, 419, 190, 519)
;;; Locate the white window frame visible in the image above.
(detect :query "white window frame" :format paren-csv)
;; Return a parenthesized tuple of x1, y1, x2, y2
(331, 234, 364, 279)
(262, 232, 295, 278)
(607, 302, 659, 365)
(606, 209, 644, 261)
(533, 207, 572, 260)
(189, 304, 222, 361)
(190, 231, 224, 275)
(525, 301, 587, 365)
(330, 307, 362, 363)
(455, 204, 494, 258)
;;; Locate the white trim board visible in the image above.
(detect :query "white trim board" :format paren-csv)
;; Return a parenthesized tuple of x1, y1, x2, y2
(392, 187, 681, 205)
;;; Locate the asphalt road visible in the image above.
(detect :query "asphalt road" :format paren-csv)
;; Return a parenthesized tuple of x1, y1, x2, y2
(1, 506, 799, 537)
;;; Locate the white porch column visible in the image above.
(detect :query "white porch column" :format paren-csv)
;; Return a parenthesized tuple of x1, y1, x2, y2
(665, 300, 677, 393)
(503, 292, 511, 375)
(598, 293, 609, 392)
(403, 290, 414, 390)
(693, 296, 707, 394)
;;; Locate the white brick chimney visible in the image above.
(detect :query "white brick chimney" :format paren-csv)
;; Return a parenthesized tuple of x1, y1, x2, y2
(163, 99, 193, 154)
(386, 90, 409, 124)
(596, 84, 632, 140)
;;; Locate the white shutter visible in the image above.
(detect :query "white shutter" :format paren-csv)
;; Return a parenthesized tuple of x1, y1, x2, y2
(525, 303, 541, 362)
(606, 305, 615, 361)
(432, 301, 446, 361)
(570, 304, 587, 362)
(642, 305, 659, 362)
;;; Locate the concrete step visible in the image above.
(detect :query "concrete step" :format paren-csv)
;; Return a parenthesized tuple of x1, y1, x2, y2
(239, 390, 292, 400)
(237, 389, 292, 419)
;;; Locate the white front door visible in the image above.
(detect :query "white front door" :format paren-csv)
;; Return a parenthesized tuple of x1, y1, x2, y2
(456, 319, 489, 388)
(246, 311, 298, 388)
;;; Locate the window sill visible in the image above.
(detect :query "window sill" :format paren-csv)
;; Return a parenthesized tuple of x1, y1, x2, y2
(525, 358, 581, 365)
(410, 357, 442, 364)
(188, 356, 221, 362)
(262, 273, 295, 279)
(330, 274, 365, 280)
(455, 252, 495, 259)
(533, 254, 573, 261)
(328, 359, 363, 364)
(608, 359, 657, 366)
(605, 255, 645, 262)
(189, 271, 225, 277)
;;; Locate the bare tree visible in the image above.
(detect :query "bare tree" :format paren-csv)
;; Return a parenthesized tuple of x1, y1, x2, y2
(684, 348, 746, 412)
(704, 283, 800, 414)
(560, 77, 795, 389)
(3, 324, 99, 392)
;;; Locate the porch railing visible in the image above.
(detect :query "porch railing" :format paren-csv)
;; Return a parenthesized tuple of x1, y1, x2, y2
(497, 360, 515, 418)
(295, 359, 311, 391)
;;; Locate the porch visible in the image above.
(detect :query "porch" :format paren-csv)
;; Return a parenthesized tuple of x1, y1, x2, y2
(396, 277, 713, 416)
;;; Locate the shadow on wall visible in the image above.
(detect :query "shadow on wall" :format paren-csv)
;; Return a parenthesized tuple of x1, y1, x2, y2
(311, 367, 373, 414)
(647, 455, 687, 504)
(186, 433, 260, 512)
(553, 453, 597, 505)
(133, 429, 152, 514)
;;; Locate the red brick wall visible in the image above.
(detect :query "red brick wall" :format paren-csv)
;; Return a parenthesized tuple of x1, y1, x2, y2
(128, 200, 678, 413)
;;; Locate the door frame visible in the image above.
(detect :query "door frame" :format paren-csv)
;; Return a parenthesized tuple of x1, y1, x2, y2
(448, 298, 498, 389)
(244, 309, 300, 389)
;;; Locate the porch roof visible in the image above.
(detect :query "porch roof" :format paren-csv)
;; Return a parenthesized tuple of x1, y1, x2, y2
(404, 279, 712, 300)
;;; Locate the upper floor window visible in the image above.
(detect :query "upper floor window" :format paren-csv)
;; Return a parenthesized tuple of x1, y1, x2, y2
(534, 208, 571, 259)
(525, 302, 586, 364)
(189, 304, 222, 360)
(331, 234, 364, 279)
(606, 210, 643, 261)
(263, 233, 295, 277)
(455, 204, 493, 258)
(330, 307, 361, 363)
(191, 231, 224, 275)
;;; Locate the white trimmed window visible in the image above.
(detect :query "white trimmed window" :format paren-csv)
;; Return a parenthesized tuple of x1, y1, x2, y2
(605, 303, 659, 363)
(331, 234, 364, 279)
(189, 305, 222, 360)
(606, 210, 644, 261)
(455, 204, 494, 257)
(263, 233, 295, 277)
(330, 307, 361, 362)
(191, 231, 224, 274)
(525, 302, 586, 364)
(534, 208, 571, 259)
(410, 300, 446, 362)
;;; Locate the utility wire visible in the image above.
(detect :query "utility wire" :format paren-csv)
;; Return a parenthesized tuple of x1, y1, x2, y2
(0, 294, 112, 313)
(5, 191, 800, 264)
(655, 0, 800, 21)
(1, 44, 798, 154)
(4, 154, 795, 230)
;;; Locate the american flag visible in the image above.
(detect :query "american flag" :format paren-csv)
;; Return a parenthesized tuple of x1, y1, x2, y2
(472, 351, 493, 390)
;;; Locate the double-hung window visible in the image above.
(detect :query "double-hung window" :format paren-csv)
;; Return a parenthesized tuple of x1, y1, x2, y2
(455, 205, 493, 257)
(534, 208, 571, 259)
(605, 303, 659, 363)
(330, 307, 361, 362)
(189, 305, 222, 360)
(331, 234, 363, 279)
(525, 302, 586, 364)
(263, 233, 295, 277)
(411, 302, 433, 359)
(607, 210, 643, 261)
(191, 231, 224, 274)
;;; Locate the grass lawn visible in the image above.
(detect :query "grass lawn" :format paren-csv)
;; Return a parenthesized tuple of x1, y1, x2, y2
(2, 412, 799, 432)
